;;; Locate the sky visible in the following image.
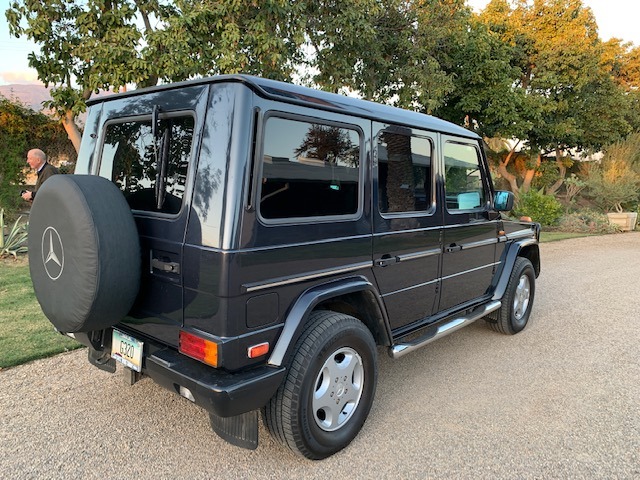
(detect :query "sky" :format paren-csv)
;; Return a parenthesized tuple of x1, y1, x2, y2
(1, 0, 639, 86)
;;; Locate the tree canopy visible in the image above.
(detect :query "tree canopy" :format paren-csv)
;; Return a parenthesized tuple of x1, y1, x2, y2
(5, 0, 639, 201)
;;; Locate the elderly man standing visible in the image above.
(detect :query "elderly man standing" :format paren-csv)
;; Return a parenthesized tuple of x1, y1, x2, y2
(21, 149, 59, 202)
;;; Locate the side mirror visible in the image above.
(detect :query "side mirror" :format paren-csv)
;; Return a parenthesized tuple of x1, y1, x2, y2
(494, 190, 514, 211)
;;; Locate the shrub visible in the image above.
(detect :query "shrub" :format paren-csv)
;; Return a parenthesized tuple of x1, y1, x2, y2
(557, 209, 620, 234)
(513, 189, 563, 225)
(0, 208, 29, 259)
(583, 134, 640, 212)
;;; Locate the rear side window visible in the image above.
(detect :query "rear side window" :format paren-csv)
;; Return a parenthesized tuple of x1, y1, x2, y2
(100, 115, 195, 214)
(377, 129, 433, 214)
(443, 142, 486, 211)
(259, 117, 361, 220)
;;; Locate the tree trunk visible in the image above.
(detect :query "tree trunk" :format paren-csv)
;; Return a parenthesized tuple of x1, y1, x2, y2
(521, 154, 542, 193)
(497, 146, 519, 194)
(61, 110, 82, 154)
(546, 147, 567, 195)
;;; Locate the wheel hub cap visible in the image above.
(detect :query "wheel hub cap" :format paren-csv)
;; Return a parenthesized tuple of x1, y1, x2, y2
(312, 347, 364, 432)
(513, 274, 531, 320)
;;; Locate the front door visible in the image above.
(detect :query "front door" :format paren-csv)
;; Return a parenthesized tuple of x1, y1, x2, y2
(439, 137, 497, 312)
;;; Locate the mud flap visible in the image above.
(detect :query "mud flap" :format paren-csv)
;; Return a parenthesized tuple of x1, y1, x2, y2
(209, 410, 258, 450)
(88, 347, 116, 373)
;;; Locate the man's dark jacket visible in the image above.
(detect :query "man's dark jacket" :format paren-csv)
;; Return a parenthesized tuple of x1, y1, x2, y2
(33, 162, 59, 200)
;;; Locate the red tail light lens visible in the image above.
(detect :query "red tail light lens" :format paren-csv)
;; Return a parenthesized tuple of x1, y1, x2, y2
(179, 330, 219, 367)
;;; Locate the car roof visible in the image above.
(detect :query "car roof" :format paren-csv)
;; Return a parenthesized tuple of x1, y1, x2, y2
(87, 74, 479, 140)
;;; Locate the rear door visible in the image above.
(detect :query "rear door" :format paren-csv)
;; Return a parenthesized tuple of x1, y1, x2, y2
(439, 136, 497, 312)
(371, 123, 442, 332)
(95, 86, 208, 346)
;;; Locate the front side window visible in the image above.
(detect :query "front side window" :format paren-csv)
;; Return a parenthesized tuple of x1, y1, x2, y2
(377, 129, 433, 214)
(100, 115, 194, 214)
(260, 117, 361, 220)
(444, 142, 486, 211)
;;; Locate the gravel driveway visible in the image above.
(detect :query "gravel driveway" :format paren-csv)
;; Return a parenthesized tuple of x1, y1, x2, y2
(1, 233, 638, 479)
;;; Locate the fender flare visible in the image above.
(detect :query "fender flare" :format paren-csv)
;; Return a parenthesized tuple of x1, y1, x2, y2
(492, 238, 540, 301)
(267, 276, 389, 367)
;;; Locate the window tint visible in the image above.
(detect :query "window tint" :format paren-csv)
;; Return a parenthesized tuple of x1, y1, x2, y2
(444, 142, 486, 211)
(260, 117, 360, 220)
(100, 116, 194, 214)
(377, 129, 432, 214)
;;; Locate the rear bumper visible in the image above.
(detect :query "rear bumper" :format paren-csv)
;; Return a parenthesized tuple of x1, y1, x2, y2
(71, 329, 286, 418)
(144, 347, 286, 417)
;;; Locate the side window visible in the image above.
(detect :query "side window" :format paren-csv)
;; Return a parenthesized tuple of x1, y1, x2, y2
(100, 115, 195, 214)
(444, 142, 486, 211)
(259, 117, 361, 220)
(377, 129, 433, 214)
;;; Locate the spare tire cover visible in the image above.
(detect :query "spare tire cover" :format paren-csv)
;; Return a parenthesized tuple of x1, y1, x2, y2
(28, 175, 141, 333)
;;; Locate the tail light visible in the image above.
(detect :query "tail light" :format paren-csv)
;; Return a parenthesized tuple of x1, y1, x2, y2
(179, 330, 219, 367)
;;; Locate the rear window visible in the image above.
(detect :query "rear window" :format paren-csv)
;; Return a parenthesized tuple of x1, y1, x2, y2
(99, 115, 195, 215)
(259, 117, 361, 220)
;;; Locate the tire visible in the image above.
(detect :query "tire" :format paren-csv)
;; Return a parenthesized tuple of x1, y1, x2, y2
(263, 310, 378, 460)
(28, 175, 141, 333)
(487, 257, 535, 335)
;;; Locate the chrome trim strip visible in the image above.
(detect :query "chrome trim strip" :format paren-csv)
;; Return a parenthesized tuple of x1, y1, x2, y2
(390, 301, 501, 358)
(506, 229, 535, 240)
(441, 262, 500, 281)
(443, 220, 499, 229)
(373, 225, 441, 237)
(396, 248, 442, 263)
(243, 261, 373, 293)
(383, 278, 439, 297)
(459, 238, 498, 250)
(237, 233, 372, 254)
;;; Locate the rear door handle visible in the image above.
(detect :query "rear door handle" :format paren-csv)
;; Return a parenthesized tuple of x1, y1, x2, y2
(151, 257, 181, 274)
(375, 255, 399, 267)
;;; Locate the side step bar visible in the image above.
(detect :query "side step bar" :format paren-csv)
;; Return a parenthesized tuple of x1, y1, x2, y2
(389, 300, 502, 359)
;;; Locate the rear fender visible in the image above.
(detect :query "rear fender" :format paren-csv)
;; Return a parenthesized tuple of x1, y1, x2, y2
(267, 276, 389, 367)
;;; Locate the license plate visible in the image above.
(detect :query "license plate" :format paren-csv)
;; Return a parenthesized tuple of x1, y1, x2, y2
(111, 329, 144, 372)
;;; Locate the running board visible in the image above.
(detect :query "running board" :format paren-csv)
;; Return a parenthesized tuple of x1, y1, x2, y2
(389, 300, 502, 359)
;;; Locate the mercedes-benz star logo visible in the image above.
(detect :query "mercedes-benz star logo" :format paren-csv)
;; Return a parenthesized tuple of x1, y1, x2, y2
(41, 227, 64, 281)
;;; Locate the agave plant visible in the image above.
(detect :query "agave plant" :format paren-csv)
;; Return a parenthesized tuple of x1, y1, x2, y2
(0, 208, 29, 259)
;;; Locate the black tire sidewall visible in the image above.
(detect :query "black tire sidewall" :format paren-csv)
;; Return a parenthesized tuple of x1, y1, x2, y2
(284, 312, 377, 459)
(504, 258, 535, 334)
(301, 325, 376, 455)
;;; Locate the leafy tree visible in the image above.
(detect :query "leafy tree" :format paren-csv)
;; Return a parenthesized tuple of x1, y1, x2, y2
(146, 0, 305, 81)
(6, 0, 158, 151)
(294, 124, 359, 166)
(478, 0, 634, 196)
(306, 0, 473, 114)
(5, 0, 308, 152)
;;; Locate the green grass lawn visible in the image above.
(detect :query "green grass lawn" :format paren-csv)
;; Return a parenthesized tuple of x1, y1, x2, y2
(539, 231, 595, 242)
(0, 259, 82, 369)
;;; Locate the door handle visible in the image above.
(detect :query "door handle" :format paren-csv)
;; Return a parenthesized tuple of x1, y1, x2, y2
(151, 257, 181, 274)
(445, 244, 463, 253)
(375, 255, 399, 267)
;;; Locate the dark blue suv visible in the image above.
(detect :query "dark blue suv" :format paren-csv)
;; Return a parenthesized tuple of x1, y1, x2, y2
(29, 75, 540, 460)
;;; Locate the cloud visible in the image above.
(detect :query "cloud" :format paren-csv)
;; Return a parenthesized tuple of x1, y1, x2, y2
(0, 70, 43, 85)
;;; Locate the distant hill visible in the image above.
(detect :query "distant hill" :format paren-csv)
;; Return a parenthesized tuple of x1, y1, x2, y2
(0, 83, 117, 113)
(0, 84, 52, 111)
